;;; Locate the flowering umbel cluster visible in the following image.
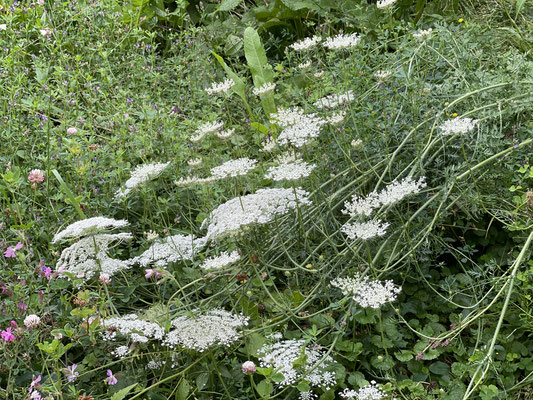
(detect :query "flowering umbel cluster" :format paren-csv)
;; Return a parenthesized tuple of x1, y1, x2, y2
(265, 159, 316, 181)
(199, 251, 241, 271)
(439, 117, 479, 135)
(258, 338, 337, 390)
(162, 309, 249, 351)
(290, 35, 321, 51)
(330, 274, 401, 309)
(52, 217, 129, 243)
(341, 177, 426, 240)
(115, 162, 170, 198)
(102, 314, 165, 343)
(200, 188, 312, 240)
(314, 91, 355, 110)
(130, 234, 207, 268)
(339, 380, 395, 400)
(205, 78, 234, 95)
(323, 33, 361, 50)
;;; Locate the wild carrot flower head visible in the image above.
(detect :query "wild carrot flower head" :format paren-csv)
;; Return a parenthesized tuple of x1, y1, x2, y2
(331, 274, 401, 308)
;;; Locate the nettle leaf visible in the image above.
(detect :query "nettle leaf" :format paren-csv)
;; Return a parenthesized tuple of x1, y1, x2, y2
(219, 0, 241, 11)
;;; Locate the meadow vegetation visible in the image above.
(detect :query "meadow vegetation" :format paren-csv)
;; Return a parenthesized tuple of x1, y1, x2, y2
(1, 0, 533, 399)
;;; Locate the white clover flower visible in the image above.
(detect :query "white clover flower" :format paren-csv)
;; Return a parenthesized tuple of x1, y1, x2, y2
(377, 0, 398, 9)
(55, 233, 133, 280)
(440, 117, 479, 135)
(374, 70, 393, 80)
(340, 381, 391, 400)
(314, 91, 355, 109)
(413, 28, 433, 38)
(190, 121, 224, 142)
(115, 162, 170, 198)
(24, 314, 41, 328)
(290, 36, 321, 51)
(130, 234, 207, 268)
(162, 309, 249, 352)
(53, 217, 129, 243)
(258, 339, 337, 390)
(351, 139, 363, 149)
(253, 82, 276, 96)
(323, 33, 361, 50)
(210, 158, 257, 179)
(205, 78, 235, 95)
(327, 111, 347, 125)
(216, 128, 235, 139)
(265, 160, 316, 181)
(102, 314, 165, 342)
(298, 60, 312, 69)
(187, 158, 202, 166)
(341, 220, 390, 240)
(331, 275, 401, 309)
(201, 188, 312, 240)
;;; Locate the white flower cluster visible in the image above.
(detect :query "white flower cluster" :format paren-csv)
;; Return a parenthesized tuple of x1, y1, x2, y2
(191, 121, 224, 142)
(258, 339, 337, 389)
(199, 250, 241, 271)
(210, 158, 258, 179)
(265, 159, 316, 181)
(298, 60, 312, 69)
(327, 111, 346, 125)
(112, 345, 130, 359)
(261, 137, 277, 152)
(115, 162, 170, 198)
(340, 381, 393, 400)
(53, 217, 129, 243)
(162, 309, 249, 352)
(253, 82, 276, 96)
(55, 233, 133, 280)
(314, 91, 355, 110)
(440, 117, 479, 136)
(270, 107, 307, 127)
(374, 70, 392, 80)
(201, 188, 312, 240)
(331, 275, 401, 308)
(277, 116, 327, 148)
(130, 234, 207, 268)
(323, 33, 361, 50)
(188, 158, 202, 166)
(146, 360, 166, 369)
(341, 220, 390, 240)
(205, 78, 234, 95)
(343, 177, 427, 218)
(290, 35, 321, 51)
(377, 0, 398, 9)
(102, 314, 165, 343)
(413, 28, 433, 38)
(174, 175, 217, 187)
(216, 128, 235, 139)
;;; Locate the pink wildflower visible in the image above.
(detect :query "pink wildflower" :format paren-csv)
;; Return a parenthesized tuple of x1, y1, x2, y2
(1, 327, 15, 342)
(28, 170, 45, 184)
(104, 369, 117, 385)
(40, 266, 52, 280)
(242, 361, 256, 375)
(99, 273, 111, 285)
(24, 314, 41, 328)
(145, 269, 160, 279)
(66, 127, 77, 134)
(64, 364, 79, 382)
(4, 242, 23, 258)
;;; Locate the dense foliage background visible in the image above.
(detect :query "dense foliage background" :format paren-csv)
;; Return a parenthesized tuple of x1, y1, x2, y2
(1, 0, 533, 399)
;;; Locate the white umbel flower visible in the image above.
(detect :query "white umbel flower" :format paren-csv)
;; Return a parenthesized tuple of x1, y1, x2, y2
(258, 339, 337, 389)
(201, 188, 312, 240)
(55, 233, 133, 280)
(162, 309, 249, 352)
(298, 60, 312, 69)
(271, 107, 308, 127)
(187, 158, 202, 166)
(440, 117, 479, 135)
(314, 91, 355, 109)
(413, 28, 433, 38)
(112, 345, 130, 359)
(331, 275, 401, 309)
(277, 117, 327, 148)
(210, 158, 257, 179)
(265, 160, 316, 181)
(53, 217, 129, 243)
(327, 111, 347, 125)
(261, 137, 277, 152)
(377, 0, 398, 9)
(102, 314, 165, 342)
(253, 82, 276, 96)
(374, 70, 393, 80)
(341, 220, 390, 240)
(340, 381, 391, 400)
(323, 33, 361, 50)
(290, 36, 321, 51)
(205, 78, 235, 95)
(174, 175, 216, 186)
(199, 251, 241, 271)
(115, 162, 170, 198)
(130, 234, 207, 268)
(216, 128, 235, 139)
(191, 121, 224, 142)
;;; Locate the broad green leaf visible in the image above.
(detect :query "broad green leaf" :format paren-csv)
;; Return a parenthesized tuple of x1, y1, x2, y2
(429, 361, 450, 375)
(414, 0, 426, 24)
(111, 383, 138, 400)
(243, 27, 276, 116)
(256, 380, 273, 398)
(211, 51, 251, 115)
(219, 0, 241, 11)
(176, 379, 190, 400)
(196, 372, 209, 390)
(280, 0, 319, 10)
(245, 332, 266, 356)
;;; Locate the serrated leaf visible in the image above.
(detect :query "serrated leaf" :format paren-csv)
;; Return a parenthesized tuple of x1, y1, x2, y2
(256, 380, 273, 397)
